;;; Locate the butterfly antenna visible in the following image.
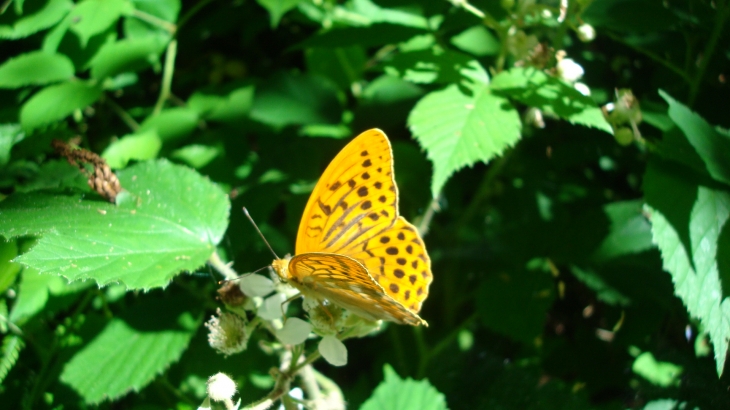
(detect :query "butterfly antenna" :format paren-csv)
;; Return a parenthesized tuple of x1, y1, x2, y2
(219, 265, 270, 285)
(242, 207, 280, 259)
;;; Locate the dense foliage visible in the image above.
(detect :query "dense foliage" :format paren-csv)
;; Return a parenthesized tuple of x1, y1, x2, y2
(1, 0, 729, 408)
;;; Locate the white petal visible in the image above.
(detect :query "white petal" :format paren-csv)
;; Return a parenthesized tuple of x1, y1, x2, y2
(239, 274, 275, 297)
(258, 293, 286, 321)
(318, 335, 347, 366)
(275, 318, 312, 345)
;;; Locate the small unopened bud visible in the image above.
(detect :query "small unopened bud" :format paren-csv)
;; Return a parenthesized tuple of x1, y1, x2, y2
(556, 58, 584, 83)
(576, 24, 596, 42)
(207, 373, 237, 402)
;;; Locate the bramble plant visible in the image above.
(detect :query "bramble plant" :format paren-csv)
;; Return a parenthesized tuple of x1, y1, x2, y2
(0, 0, 729, 409)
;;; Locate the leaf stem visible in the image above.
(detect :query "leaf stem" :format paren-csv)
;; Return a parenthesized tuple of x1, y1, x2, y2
(152, 39, 178, 116)
(688, 0, 729, 106)
(105, 96, 140, 131)
(131, 9, 177, 33)
(178, 0, 216, 31)
(208, 251, 240, 281)
(449, 0, 485, 18)
(604, 31, 690, 84)
(417, 196, 441, 237)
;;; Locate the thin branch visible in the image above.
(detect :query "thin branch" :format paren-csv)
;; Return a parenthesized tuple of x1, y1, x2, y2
(604, 31, 691, 84)
(152, 39, 178, 116)
(449, 0, 485, 18)
(178, 0, 216, 31)
(105, 96, 140, 131)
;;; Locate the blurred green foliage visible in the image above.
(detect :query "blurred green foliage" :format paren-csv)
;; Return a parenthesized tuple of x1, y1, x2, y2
(0, 0, 729, 408)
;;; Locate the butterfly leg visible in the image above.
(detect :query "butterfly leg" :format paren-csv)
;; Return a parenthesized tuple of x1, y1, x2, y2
(281, 293, 303, 321)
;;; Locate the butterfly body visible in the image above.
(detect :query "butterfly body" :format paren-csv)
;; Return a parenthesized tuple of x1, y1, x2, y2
(272, 129, 432, 326)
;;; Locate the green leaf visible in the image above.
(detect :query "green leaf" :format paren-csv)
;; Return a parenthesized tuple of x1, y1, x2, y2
(60, 296, 200, 404)
(592, 199, 654, 261)
(0, 160, 230, 290)
(383, 47, 489, 85)
(255, 0, 303, 27)
(360, 364, 447, 410)
(19, 81, 102, 131)
(632, 351, 683, 387)
(68, 0, 133, 47)
(646, 159, 730, 375)
(250, 72, 342, 129)
(408, 84, 521, 197)
(0, 51, 75, 88)
(476, 267, 555, 343)
(187, 84, 255, 123)
(102, 129, 162, 168)
(0, 335, 24, 385)
(450, 26, 500, 56)
(170, 144, 222, 169)
(306, 46, 367, 91)
(0, 0, 73, 39)
(295, 23, 427, 48)
(660, 90, 730, 187)
(0, 240, 21, 294)
(138, 108, 200, 142)
(90, 37, 165, 79)
(491, 67, 613, 134)
(8, 268, 89, 324)
(0, 124, 24, 166)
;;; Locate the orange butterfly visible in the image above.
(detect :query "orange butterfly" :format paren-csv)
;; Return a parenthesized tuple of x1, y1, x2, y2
(271, 129, 432, 326)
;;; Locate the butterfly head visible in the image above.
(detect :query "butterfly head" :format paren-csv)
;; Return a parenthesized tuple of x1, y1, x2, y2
(271, 255, 292, 283)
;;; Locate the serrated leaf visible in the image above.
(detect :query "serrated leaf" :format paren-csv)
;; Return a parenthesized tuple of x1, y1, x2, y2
(0, 160, 230, 290)
(250, 72, 341, 129)
(408, 84, 521, 197)
(383, 48, 489, 85)
(646, 162, 730, 375)
(255, 0, 303, 27)
(0, 335, 24, 384)
(60, 296, 200, 404)
(68, 0, 133, 47)
(138, 108, 200, 142)
(0, 51, 74, 88)
(102, 129, 162, 169)
(659, 90, 730, 187)
(491, 67, 613, 134)
(592, 199, 654, 261)
(0, 0, 73, 40)
(19, 81, 102, 131)
(90, 37, 165, 79)
(361, 364, 447, 410)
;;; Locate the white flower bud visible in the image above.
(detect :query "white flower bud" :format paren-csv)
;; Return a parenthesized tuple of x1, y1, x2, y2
(556, 58, 584, 83)
(577, 24, 596, 42)
(207, 372, 237, 402)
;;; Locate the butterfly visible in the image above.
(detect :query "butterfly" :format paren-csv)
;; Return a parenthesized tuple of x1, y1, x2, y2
(271, 129, 432, 326)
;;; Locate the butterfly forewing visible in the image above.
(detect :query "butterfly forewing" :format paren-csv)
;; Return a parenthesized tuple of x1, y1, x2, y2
(288, 253, 424, 325)
(295, 129, 397, 255)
